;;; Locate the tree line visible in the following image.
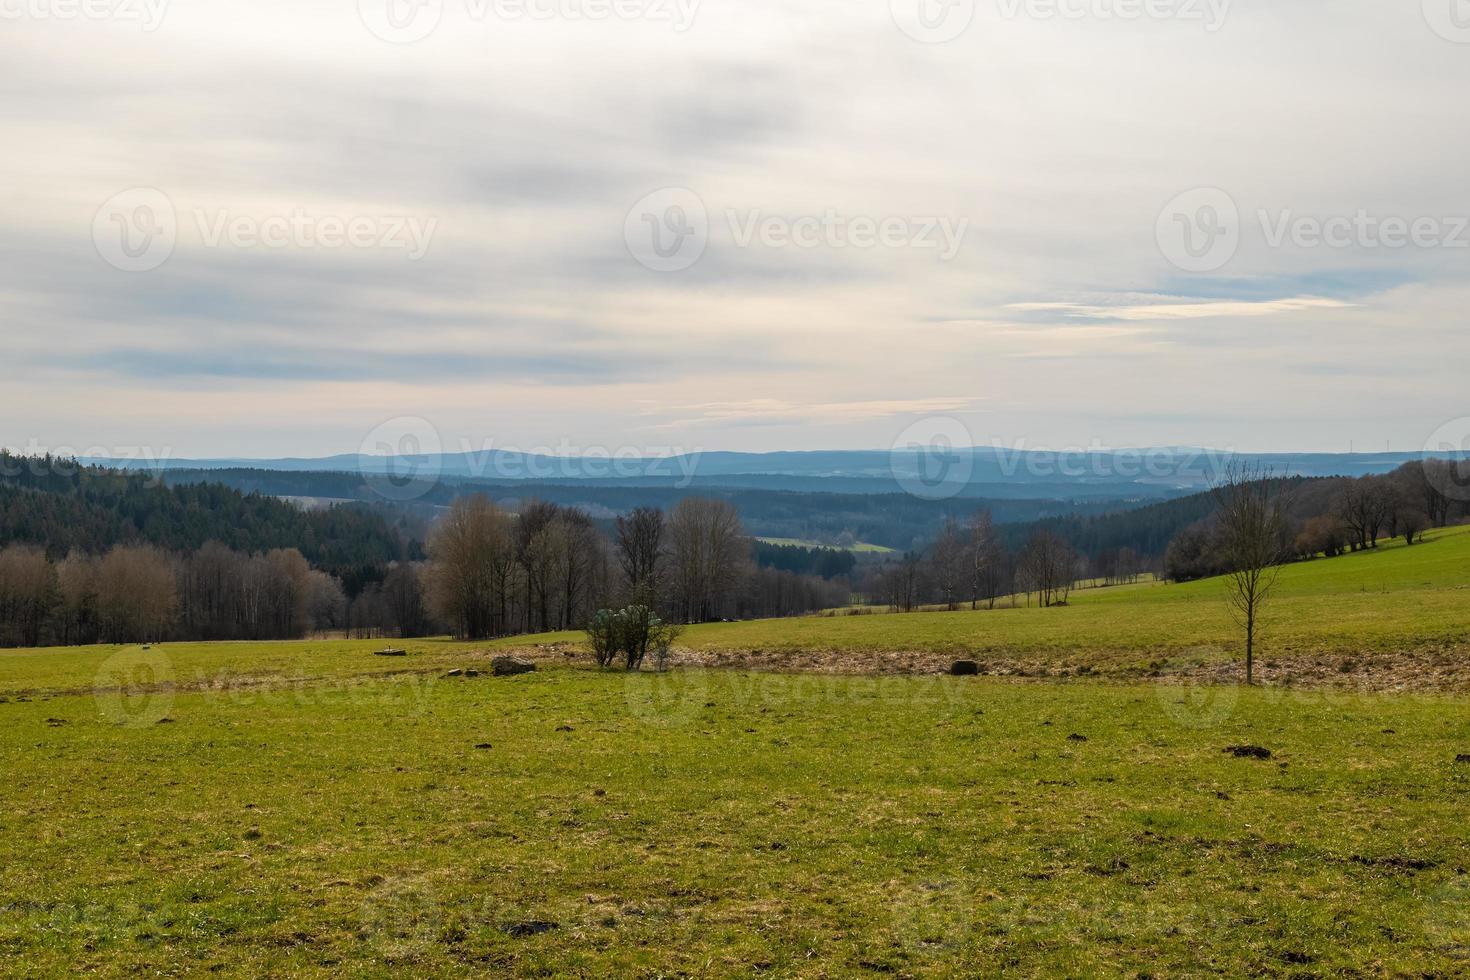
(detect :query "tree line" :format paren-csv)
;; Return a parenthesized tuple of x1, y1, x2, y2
(0, 542, 353, 647)
(859, 510, 1087, 612)
(1164, 460, 1467, 582)
(0, 472, 853, 647)
(424, 495, 849, 640)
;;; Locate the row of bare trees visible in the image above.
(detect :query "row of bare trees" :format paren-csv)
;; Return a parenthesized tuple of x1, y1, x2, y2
(0, 542, 353, 647)
(424, 496, 611, 639)
(869, 510, 1084, 612)
(426, 494, 828, 640)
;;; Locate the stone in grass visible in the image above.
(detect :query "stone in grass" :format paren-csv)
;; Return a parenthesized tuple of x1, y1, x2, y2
(1066, 733, 1088, 742)
(492, 656, 535, 676)
(1223, 745, 1273, 760)
(949, 660, 981, 676)
(374, 648, 407, 657)
(444, 668, 483, 678)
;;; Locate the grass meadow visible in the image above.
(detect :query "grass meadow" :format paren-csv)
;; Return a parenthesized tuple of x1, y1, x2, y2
(3, 525, 1469, 975)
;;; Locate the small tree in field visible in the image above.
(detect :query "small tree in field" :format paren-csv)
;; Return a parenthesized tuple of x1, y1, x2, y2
(1212, 462, 1289, 684)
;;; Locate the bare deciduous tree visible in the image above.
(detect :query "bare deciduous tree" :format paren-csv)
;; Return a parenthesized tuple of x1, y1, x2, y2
(426, 494, 514, 639)
(668, 497, 747, 622)
(1212, 462, 1289, 684)
(929, 517, 967, 611)
(0, 545, 59, 647)
(965, 509, 998, 609)
(96, 544, 178, 643)
(615, 506, 666, 597)
(1017, 530, 1076, 608)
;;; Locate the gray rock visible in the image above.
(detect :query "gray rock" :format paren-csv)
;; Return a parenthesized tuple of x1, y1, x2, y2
(492, 656, 535, 676)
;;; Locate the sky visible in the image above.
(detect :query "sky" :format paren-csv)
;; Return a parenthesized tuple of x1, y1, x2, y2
(2, 0, 1468, 462)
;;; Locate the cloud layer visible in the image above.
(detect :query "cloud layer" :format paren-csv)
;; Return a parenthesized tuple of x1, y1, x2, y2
(3, 0, 1467, 458)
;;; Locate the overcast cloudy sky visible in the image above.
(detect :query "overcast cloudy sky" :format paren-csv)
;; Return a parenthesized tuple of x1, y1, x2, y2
(3, 0, 1467, 459)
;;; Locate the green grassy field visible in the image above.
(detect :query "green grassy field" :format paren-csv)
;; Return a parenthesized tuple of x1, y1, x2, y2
(4, 659, 1470, 976)
(3, 527, 1469, 975)
(707, 526, 1470, 669)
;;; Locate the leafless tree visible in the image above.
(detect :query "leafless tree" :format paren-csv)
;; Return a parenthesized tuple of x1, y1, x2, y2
(966, 509, 998, 608)
(929, 517, 967, 610)
(668, 497, 748, 622)
(56, 551, 101, 645)
(1337, 476, 1391, 551)
(555, 509, 600, 630)
(1399, 507, 1428, 546)
(96, 544, 178, 643)
(513, 500, 564, 633)
(368, 563, 418, 635)
(307, 569, 349, 633)
(0, 545, 59, 647)
(1017, 530, 1076, 608)
(615, 506, 666, 597)
(427, 494, 514, 639)
(880, 555, 925, 612)
(1212, 462, 1290, 684)
(1416, 459, 1459, 526)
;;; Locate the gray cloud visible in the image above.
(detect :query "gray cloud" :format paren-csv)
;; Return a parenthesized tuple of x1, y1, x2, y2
(2, 0, 1468, 455)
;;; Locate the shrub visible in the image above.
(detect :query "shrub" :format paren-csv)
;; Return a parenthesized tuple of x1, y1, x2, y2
(585, 605, 684, 671)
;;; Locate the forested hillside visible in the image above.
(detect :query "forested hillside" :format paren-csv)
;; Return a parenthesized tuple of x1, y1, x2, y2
(0, 453, 407, 573)
(160, 467, 1144, 551)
